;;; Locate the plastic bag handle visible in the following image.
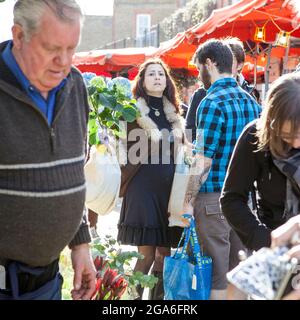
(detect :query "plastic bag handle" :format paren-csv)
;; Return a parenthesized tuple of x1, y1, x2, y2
(174, 224, 191, 259)
(189, 217, 204, 265)
(173, 214, 204, 263)
(188, 216, 207, 292)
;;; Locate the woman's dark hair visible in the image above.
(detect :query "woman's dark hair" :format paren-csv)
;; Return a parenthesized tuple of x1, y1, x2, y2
(132, 58, 181, 113)
(256, 73, 300, 158)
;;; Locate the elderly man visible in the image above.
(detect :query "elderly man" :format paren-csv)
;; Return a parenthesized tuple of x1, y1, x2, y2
(0, 0, 96, 300)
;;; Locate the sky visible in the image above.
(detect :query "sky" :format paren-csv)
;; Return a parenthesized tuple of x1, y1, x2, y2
(0, 0, 114, 42)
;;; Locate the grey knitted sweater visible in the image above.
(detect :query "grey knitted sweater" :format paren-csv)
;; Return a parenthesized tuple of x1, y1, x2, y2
(0, 41, 91, 267)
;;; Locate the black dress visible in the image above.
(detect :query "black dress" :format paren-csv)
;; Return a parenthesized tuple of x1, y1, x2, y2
(117, 96, 182, 247)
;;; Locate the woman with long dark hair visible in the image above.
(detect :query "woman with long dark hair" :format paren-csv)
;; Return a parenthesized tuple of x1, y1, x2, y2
(117, 59, 187, 300)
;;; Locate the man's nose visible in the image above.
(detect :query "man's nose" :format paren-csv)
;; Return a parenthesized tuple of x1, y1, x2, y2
(55, 50, 71, 66)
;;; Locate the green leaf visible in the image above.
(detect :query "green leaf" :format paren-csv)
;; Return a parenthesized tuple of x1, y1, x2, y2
(122, 106, 138, 122)
(87, 85, 97, 96)
(112, 127, 126, 139)
(108, 239, 117, 245)
(98, 93, 116, 109)
(89, 132, 97, 146)
(114, 103, 125, 112)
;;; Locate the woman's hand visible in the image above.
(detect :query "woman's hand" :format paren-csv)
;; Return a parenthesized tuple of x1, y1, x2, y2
(271, 215, 300, 259)
(271, 215, 300, 300)
(180, 201, 194, 227)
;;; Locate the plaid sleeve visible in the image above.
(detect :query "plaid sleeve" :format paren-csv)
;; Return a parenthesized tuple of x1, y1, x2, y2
(194, 98, 224, 158)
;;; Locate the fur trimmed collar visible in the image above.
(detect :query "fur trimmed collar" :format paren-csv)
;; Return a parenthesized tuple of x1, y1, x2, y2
(136, 97, 185, 143)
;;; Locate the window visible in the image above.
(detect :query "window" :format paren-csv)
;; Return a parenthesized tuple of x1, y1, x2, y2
(136, 14, 151, 39)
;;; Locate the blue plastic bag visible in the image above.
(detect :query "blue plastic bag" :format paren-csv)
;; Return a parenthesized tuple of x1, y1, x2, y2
(163, 215, 212, 300)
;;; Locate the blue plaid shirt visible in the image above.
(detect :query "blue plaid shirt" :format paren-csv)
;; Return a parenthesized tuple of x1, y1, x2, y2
(195, 77, 261, 193)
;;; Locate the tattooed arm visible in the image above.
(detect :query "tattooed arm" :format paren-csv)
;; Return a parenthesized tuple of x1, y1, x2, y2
(183, 153, 212, 209)
(182, 97, 222, 214)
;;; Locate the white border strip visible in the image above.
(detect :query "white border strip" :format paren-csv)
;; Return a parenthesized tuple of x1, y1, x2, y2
(0, 184, 86, 198)
(0, 154, 85, 170)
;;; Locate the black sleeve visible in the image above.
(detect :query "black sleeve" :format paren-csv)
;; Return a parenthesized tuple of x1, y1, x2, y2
(185, 88, 206, 143)
(220, 122, 272, 250)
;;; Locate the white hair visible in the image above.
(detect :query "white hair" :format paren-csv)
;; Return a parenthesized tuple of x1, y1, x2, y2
(13, 0, 84, 41)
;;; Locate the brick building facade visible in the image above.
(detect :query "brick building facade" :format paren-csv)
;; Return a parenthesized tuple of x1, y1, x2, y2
(77, 0, 186, 52)
(76, 0, 239, 52)
(112, 0, 186, 46)
(77, 15, 113, 52)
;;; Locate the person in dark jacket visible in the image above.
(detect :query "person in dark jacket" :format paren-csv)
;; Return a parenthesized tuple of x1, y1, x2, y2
(223, 38, 250, 90)
(117, 58, 188, 300)
(185, 86, 207, 142)
(220, 72, 300, 251)
(0, 0, 96, 300)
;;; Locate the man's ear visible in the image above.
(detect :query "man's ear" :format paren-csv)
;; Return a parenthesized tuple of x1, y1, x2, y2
(12, 24, 25, 50)
(205, 58, 215, 71)
(237, 63, 244, 74)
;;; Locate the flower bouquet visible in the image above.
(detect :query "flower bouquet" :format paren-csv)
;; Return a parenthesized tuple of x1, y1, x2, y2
(83, 73, 139, 145)
(83, 74, 140, 215)
(92, 256, 128, 300)
(91, 235, 158, 300)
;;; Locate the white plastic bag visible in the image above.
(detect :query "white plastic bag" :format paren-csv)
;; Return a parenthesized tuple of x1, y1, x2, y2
(168, 148, 191, 227)
(84, 144, 121, 215)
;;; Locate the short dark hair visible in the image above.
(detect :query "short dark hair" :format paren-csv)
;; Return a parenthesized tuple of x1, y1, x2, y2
(193, 39, 233, 74)
(223, 37, 245, 65)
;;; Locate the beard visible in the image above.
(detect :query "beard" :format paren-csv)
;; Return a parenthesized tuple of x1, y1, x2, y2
(200, 65, 212, 90)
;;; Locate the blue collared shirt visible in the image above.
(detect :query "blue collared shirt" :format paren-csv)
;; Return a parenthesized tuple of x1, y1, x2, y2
(2, 41, 66, 125)
(195, 77, 261, 193)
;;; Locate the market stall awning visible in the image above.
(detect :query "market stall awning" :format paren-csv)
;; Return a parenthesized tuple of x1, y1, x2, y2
(73, 47, 157, 78)
(155, 0, 300, 70)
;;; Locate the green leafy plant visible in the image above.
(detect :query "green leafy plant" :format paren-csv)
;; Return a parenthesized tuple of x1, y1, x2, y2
(91, 235, 158, 300)
(83, 74, 140, 146)
(59, 248, 73, 300)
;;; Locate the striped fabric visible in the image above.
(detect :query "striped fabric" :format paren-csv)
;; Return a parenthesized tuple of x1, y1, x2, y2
(0, 40, 91, 266)
(196, 77, 261, 193)
(0, 155, 85, 197)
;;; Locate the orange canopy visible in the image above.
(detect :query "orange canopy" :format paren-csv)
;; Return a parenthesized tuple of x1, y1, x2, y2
(155, 0, 300, 69)
(73, 47, 157, 78)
